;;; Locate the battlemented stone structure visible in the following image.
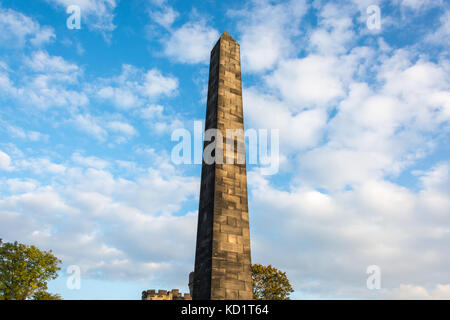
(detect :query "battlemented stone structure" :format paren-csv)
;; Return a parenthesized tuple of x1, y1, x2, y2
(192, 31, 253, 300)
(142, 289, 192, 300)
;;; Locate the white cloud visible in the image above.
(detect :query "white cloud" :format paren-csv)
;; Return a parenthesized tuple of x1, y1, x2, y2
(425, 10, 450, 46)
(95, 64, 178, 109)
(106, 121, 137, 137)
(398, 0, 444, 11)
(299, 147, 391, 189)
(97, 86, 139, 109)
(0, 7, 55, 48)
(30, 26, 56, 47)
(292, 49, 450, 190)
(138, 104, 184, 135)
(432, 284, 450, 299)
(71, 114, 139, 144)
(0, 154, 199, 281)
(72, 113, 108, 141)
(266, 55, 346, 107)
(1, 58, 178, 142)
(0, 0, 449, 299)
(139, 104, 164, 119)
(71, 152, 110, 169)
(46, 0, 117, 36)
(237, 2, 450, 298)
(244, 88, 327, 152)
(0, 51, 89, 109)
(25, 50, 80, 75)
(418, 163, 450, 192)
(150, 6, 178, 29)
(1, 122, 48, 142)
(0, 150, 14, 171)
(416, 163, 450, 220)
(308, 2, 356, 55)
(24, 74, 89, 109)
(247, 163, 450, 298)
(390, 284, 450, 299)
(143, 68, 178, 97)
(1, 187, 74, 217)
(0, 68, 18, 95)
(6, 179, 39, 193)
(229, 0, 308, 72)
(19, 158, 67, 175)
(148, 0, 168, 6)
(390, 284, 432, 299)
(163, 20, 219, 64)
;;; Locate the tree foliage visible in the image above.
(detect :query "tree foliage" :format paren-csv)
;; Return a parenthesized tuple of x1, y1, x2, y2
(31, 290, 62, 300)
(0, 239, 62, 300)
(252, 263, 294, 300)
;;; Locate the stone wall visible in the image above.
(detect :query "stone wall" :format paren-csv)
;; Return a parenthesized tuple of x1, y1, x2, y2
(142, 289, 192, 300)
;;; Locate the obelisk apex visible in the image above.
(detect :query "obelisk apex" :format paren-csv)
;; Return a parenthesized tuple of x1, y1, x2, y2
(192, 32, 253, 300)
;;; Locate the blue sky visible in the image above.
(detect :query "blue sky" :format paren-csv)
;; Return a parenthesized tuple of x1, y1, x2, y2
(0, 0, 449, 299)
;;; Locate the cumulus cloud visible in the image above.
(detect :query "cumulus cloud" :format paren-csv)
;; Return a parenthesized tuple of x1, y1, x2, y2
(24, 50, 80, 75)
(1, 50, 178, 145)
(308, 2, 356, 55)
(0, 51, 88, 109)
(1, 122, 48, 142)
(0, 150, 199, 281)
(0, 150, 14, 171)
(1, 0, 449, 299)
(163, 20, 219, 64)
(1, 53, 178, 143)
(297, 51, 450, 190)
(139, 104, 184, 135)
(5, 178, 39, 193)
(239, 1, 450, 299)
(246, 11, 449, 188)
(150, 6, 179, 29)
(95, 64, 178, 109)
(46, 0, 118, 37)
(71, 152, 110, 169)
(0, 7, 55, 48)
(390, 284, 450, 299)
(425, 10, 450, 47)
(229, 0, 308, 73)
(266, 55, 346, 107)
(244, 88, 327, 152)
(70, 113, 137, 144)
(72, 113, 108, 141)
(18, 158, 67, 175)
(398, 0, 444, 11)
(106, 121, 137, 138)
(247, 163, 450, 298)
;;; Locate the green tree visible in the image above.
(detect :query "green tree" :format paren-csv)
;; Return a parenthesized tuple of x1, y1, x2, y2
(31, 290, 62, 300)
(0, 239, 62, 300)
(252, 263, 294, 300)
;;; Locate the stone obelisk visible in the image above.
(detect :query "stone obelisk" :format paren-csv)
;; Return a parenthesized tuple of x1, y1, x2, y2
(193, 32, 252, 300)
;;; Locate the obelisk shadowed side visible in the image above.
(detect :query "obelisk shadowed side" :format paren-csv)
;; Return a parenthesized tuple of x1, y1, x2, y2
(193, 32, 253, 300)
(192, 38, 220, 300)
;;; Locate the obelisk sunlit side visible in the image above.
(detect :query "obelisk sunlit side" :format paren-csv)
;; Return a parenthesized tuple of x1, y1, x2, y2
(193, 32, 252, 300)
